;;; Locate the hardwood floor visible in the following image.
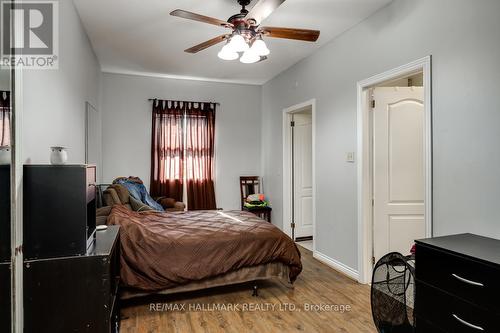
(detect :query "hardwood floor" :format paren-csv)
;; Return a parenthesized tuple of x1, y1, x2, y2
(120, 247, 376, 333)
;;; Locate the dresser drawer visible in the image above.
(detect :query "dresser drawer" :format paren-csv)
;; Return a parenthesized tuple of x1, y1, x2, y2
(416, 244, 500, 313)
(416, 316, 446, 333)
(416, 281, 500, 332)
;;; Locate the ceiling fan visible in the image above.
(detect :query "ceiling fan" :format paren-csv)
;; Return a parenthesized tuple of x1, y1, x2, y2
(170, 0, 320, 64)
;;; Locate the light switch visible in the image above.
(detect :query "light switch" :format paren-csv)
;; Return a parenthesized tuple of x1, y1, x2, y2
(346, 152, 355, 163)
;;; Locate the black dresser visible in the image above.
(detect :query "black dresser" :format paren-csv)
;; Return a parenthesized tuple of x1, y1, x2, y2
(24, 225, 120, 333)
(416, 234, 500, 332)
(0, 165, 10, 262)
(0, 165, 11, 332)
(0, 262, 10, 333)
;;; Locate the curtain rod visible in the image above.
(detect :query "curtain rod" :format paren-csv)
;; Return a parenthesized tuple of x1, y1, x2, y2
(148, 98, 220, 106)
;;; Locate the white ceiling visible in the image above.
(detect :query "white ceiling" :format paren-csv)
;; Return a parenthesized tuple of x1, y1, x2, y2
(74, 0, 392, 85)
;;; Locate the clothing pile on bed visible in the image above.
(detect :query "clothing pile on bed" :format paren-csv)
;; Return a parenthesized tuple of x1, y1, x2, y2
(113, 177, 164, 211)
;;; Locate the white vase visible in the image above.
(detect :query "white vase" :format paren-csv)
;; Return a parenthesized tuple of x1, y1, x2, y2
(50, 146, 68, 165)
(0, 146, 11, 165)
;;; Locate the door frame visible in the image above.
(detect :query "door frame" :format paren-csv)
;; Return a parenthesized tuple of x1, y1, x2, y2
(11, 11, 24, 333)
(357, 56, 432, 284)
(282, 99, 316, 250)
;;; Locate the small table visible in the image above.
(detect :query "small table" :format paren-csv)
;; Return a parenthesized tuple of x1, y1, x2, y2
(243, 206, 272, 223)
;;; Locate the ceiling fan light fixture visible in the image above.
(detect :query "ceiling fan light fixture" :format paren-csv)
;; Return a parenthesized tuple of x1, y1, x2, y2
(171, 0, 320, 63)
(240, 49, 260, 64)
(227, 34, 249, 53)
(218, 44, 239, 60)
(250, 37, 270, 56)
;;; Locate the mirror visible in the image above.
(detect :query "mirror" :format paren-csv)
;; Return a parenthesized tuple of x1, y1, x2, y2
(0, 64, 12, 331)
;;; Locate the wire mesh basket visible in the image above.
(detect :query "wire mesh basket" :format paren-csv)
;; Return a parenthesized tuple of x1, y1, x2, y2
(371, 252, 416, 333)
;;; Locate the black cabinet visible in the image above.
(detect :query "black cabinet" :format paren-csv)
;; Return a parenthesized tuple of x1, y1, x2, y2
(0, 165, 11, 332)
(0, 165, 10, 262)
(23, 165, 97, 260)
(415, 234, 500, 332)
(24, 226, 120, 333)
(0, 262, 10, 333)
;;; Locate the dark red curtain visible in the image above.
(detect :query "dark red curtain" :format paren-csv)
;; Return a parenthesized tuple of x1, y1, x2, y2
(185, 103, 217, 210)
(150, 100, 185, 202)
(0, 91, 10, 147)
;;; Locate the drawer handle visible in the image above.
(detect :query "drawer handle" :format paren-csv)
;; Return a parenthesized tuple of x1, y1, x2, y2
(451, 273, 484, 287)
(452, 314, 484, 331)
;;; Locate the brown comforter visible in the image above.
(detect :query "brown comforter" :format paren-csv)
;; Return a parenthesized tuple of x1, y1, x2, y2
(107, 205, 302, 291)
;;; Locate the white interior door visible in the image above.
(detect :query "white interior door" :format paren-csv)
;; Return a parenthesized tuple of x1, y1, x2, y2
(373, 87, 425, 263)
(293, 112, 313, 239)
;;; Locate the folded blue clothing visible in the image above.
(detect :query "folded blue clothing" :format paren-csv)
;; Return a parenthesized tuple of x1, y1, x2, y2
(115, 179, 164, 211)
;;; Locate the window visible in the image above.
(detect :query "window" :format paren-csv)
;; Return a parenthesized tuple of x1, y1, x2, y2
(0, 91, 10, 147)
(150, 100, 216, 210)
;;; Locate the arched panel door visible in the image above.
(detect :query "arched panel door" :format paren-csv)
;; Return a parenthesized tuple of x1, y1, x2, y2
(373, 87, 425, 263)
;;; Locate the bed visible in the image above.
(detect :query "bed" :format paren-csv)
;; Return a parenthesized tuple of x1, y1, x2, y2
(106, 205, 302, 299)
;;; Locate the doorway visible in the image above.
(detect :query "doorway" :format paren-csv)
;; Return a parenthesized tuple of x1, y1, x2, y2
(283, 99, 316, 252)
(357, 57, 432, 284)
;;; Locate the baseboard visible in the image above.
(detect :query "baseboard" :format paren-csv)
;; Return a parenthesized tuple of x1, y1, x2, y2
(313, 251, 359, 281)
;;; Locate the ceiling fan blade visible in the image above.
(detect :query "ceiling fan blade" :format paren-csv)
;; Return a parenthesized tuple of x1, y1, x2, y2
(185, 35, 229, 53)
(170, 9, 233, 28)
(259, 27, 320, 42)
(246, 0, 286, 25)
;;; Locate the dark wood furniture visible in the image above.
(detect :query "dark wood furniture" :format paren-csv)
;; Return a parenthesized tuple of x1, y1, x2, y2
(0, 262, 10, 333)
(0, 165, 10, 332)
(23, 165, 97, 260)
(415, 234, 500, 332)
(244, 205, 272, 223)
(24, 225, 120, 333)
(0, 165, 10, 262)
(239, 176, 272, 223)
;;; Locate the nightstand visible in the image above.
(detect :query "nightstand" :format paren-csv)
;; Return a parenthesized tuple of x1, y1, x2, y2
(243, 206, 272, 223)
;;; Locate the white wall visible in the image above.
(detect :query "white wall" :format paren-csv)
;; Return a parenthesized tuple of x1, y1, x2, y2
(261, 0, 500, 272)
(101, 73, 262, 211)
(22, 0, 101, 165)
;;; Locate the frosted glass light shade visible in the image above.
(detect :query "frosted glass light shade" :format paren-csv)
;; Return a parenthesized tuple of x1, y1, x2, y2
(251, 39, 270, 56)
(240, 49, 260, 64)
(228, 34, 249, 53)
(218, 45, 239, 60)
